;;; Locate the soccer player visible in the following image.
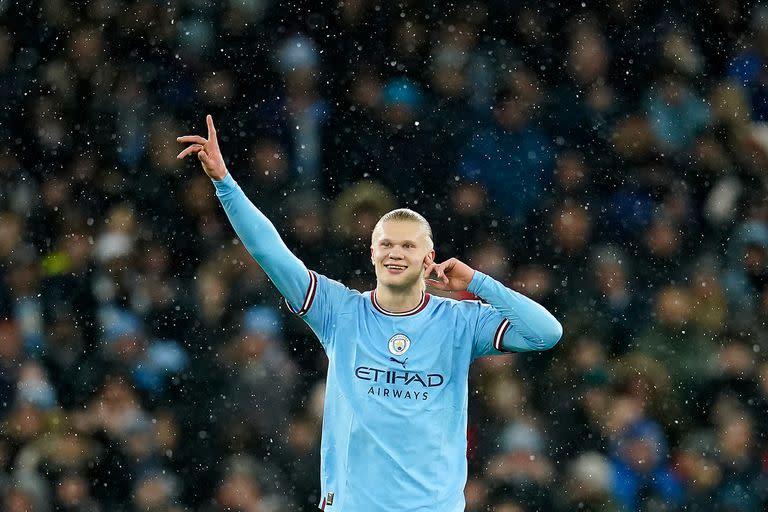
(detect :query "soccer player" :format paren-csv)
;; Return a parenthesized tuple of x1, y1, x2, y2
(177, 115, 563, 512)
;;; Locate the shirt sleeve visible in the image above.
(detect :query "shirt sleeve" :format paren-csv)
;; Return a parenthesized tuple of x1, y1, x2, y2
(212, 173, 312, 315)
(286, 272, 354, 353)
(213, 174, 356, 351)
(470, 270, 563, 359)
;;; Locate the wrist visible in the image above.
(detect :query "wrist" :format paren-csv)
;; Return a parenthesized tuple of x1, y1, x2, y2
(212, 172, 236, 194)
(210, 168, 228, 181)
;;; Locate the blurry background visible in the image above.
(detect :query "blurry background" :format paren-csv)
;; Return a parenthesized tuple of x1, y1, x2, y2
(1, 0, 768, 511)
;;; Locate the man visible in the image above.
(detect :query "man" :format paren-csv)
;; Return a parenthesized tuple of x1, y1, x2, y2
(177, 115, 563, 512)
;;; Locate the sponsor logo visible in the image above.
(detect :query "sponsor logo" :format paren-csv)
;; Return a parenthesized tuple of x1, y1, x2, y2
(388, 334, 411, 356)
(356, 360, 444, 402)
(326, 492, 334, 506)
(368, 386, 428, 400)
(389, 356, 408, 368)
(355, 366, 444, 387)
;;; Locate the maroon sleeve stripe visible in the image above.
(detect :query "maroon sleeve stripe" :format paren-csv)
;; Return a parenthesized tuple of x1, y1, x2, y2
(286, 270, 317, 316)
(493, 319, 511, 352)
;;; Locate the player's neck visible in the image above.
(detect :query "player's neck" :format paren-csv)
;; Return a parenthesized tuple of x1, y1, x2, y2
(375, 284, 425, 313)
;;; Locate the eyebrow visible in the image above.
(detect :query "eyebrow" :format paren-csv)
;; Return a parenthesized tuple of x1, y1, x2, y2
(379, 238, 419, 245)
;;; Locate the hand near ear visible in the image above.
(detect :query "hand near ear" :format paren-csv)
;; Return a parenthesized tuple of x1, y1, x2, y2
(423, 256, 475, 291)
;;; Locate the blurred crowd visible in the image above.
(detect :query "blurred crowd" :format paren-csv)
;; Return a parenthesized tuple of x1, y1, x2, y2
(1, 0, 768, 510)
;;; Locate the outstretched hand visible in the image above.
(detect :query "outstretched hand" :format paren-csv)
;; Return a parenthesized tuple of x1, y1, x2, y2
(423, 256, 476, 292)
(176, 115, 228, 180)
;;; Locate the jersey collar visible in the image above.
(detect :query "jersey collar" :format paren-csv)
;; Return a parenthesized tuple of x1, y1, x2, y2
(371, 289, 431, 316)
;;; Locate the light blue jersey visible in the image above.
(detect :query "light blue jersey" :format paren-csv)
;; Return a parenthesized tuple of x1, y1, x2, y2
(213, 174, 563, 512)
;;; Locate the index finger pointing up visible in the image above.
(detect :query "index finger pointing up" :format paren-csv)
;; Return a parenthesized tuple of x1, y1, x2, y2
(206, 114, 216, 141)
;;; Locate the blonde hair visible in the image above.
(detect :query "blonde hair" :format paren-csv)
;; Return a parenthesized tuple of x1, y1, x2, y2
(372, 208, 433, 249)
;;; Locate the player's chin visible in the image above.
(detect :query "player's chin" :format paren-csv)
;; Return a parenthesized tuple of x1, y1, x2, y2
(387, 272, 421, 288)
(378, 269, 409, 282)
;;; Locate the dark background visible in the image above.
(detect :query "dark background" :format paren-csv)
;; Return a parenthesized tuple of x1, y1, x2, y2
(1, 0, 768, 510)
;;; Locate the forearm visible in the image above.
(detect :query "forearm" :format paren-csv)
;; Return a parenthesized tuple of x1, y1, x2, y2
(212, 173, 310, 307)
(469, 270, 562, 350)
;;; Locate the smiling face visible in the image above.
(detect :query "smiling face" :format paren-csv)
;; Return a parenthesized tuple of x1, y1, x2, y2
(371, 219, 434, 291)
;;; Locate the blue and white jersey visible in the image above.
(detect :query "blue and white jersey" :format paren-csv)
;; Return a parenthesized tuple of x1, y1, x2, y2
(212, 174, 563, 512)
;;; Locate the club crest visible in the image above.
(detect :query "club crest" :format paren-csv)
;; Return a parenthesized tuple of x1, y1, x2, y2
(388, 334, 411, 356)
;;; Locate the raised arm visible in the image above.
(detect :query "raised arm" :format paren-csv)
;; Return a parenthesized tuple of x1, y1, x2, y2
(177, 115, 312, 313)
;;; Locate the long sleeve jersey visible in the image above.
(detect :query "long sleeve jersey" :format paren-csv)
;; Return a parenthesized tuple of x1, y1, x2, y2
(213, 173, 563, 511)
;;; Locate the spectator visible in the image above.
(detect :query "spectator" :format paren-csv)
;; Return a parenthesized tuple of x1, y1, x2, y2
(1, 2, 768, 510)
(459, 81, 555, 227)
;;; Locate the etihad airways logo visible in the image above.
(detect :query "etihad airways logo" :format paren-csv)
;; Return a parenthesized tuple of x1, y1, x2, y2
(356, 366, 443, 401)
(354, 366, 444, 387)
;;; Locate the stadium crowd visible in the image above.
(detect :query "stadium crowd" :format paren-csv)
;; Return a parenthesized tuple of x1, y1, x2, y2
(1, 0, 768, 510)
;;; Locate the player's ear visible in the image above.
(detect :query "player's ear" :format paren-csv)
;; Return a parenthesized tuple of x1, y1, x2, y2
(423, 250, 435, 268)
